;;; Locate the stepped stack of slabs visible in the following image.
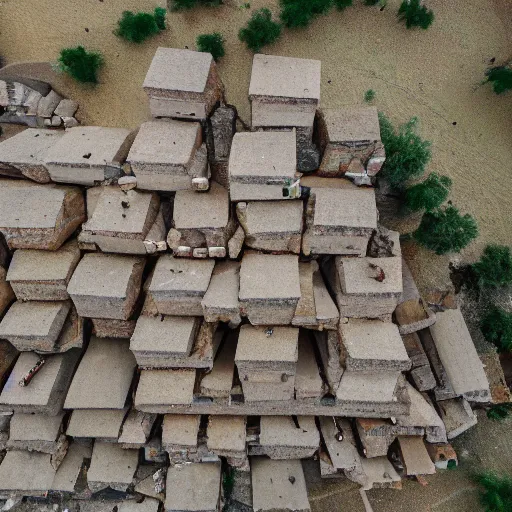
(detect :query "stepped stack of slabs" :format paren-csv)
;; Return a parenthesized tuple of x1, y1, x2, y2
(0, 47, 493, 510)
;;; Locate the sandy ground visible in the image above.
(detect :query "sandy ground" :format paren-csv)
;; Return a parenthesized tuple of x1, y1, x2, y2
(0, 0, 511, 290)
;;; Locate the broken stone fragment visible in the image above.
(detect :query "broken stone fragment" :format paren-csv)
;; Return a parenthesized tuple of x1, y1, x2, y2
(118, 175, 137, 191)
(207, 415, 247, 458)
(118, 410, 157, 448)
(209, 105, 237, 175)
(397, 436, 436, 476)
(228, 226, 245, 259)
(67, 408, 128, 441)
(37, 90, 62, 118)
(437, 398, 477, 440)
(54, 99, 78, 118)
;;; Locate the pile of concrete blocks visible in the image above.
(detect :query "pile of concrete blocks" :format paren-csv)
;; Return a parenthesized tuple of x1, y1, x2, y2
(0, 48, 493, 509)
(0, 78, 79, 128)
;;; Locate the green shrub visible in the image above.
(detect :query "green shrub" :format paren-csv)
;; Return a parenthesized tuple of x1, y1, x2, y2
(476, 472, 512, 511)
(154, 7, 167, 29)
(170, 0, 221, 10)
(364, 89, 376, 102)
(378, 112, 432, 190)
(197, 33, 225, 61)
(365, 0, 380, 4)
(239, 8, 282, 53)
(115, 10, 162, 43)
(404, 173, 452, 212)
(472, 245, 512, 289)
(486, 66, 512, 95)
(487, 403, 512, 421)
(58, 46, 104, 84)
(481, 307, 512, 353)
(334, 0, 352, 9)
(398, 0, 434, 29)
(280, 0, 332, 28)
(413, 205, 478, 255)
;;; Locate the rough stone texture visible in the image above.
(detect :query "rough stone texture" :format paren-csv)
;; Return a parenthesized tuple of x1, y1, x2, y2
(338, 319, 411, 372)
(355, 419, 396, 458)
(397, 436, 436, 476)
(258, 416, 319, 459)
(64, 338, 136, 410)
(143, 47, 224, 120)
(87, 441, 138, 493)
(0, 128, 63, 183)
(437, 398, 478, 440)
(410, 365, 437, 392)
(92, 317, 137, 339)
(164, 462, 221, 512)
(228, 131, 297, 201)
(207, 415, 246, 456)
(209, 105, 236, 188)
(0, 350, 80, 415)
(127, 120, 203, 191)
(228, 226, 245, 259)
(313, 330, 344, 394)
(54, 99, 78, 118)
(37, 90, 63, 118)
(292, 261, 317, 328)
(67, 253, 145, 320)
(44, 126, 131, 185)
(0, 179, 85, 250)
(239, 253, 301, 325)
(295, 332, 324, 399)
(249, 54, 320, 129)
(147, 255, 215, 316)
(162, 414, 200, 450)
(0, 267, 14, 317)
(118, 410, 157, 447)
(303, 188, 377, 257)
(7, 412, 64, 453)
(7, 239, 80, 301)
(237, 200, 303, 254)
(319, 417, 361, 471)
(66, 408, 128, 440)
(51, 441, 92, 493)
(317, 107, 385, 178)
(201, 261, 241, 327)
(251, 458, 310, 512)
(429, 309, 491, 403)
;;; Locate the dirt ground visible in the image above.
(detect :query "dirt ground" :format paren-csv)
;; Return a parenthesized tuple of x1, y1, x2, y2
(0, 0, 511, 292)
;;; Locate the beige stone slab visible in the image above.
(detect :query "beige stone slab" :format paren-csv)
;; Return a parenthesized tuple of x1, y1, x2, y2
(207, 415, 246, 454)
(51, 441, 92, 492)
(118, 410, 157, 446)
(67, 408, 128, 439)
(240, 200, 303, 237)
(437, 398, 477, 439)
(312, 269, 339, 328)
(336, 371, 400, 403)
(293, 262, 317, 327)
(135, 369, 196, 408)
(319, 417, 361, 471)
(259, 416, 319, 453)
(162, 414, 200, 449)
(320, 107, 381, 143)
(64, 338, 136, 410)
(8, 412, 64, 445)
(200, 333, 237, 398)
(398, 436, 436, 476)
(118, 499, 160, 512)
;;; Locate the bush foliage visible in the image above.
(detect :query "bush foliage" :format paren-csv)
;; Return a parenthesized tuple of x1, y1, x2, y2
(472, 245, 512, 289)
(115, 8, 166, 43)
(481, 307, 512, 353)
(58, 46, 104, 84)
(334, 0, 353, 10)
(487, 403, 512, 421)
(413, 205, 478, 255)
(196, 33, 225, 61)
(476, 472, 512, 511)
(404, 173, 452, 212)
(398, 0, 434, 29)
(378, 112, 432, 190)
(364, 89, 376, 102)
(239, 8, 282, 53)
(170, 0, 221, 10)
(280, 0, 332, 28)
(486, 66, 512, 95)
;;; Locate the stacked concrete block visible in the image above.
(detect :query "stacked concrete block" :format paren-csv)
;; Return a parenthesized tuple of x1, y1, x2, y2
(168, 181, 235, 257)
(162, 414, 201, 463)
(118, 410, 157, 448)
(79, 186, 166, 254)
(402, 332, 436, 392)
(66, 408, 128, 441)
(228, 131, 298, 201)
(317, 107, 385, 180)
(127, 119, 210, 191)
(143, 48, 224, 121)
(302, 187, 378, 257)
(0, 179, 85, 250)
(207, 415, 247, 468)
(234, 325, 299, 402)
(43, 126, 132, 185)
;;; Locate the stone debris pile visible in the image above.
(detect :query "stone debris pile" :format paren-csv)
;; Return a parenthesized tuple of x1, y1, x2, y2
(0, 48, 496, 511)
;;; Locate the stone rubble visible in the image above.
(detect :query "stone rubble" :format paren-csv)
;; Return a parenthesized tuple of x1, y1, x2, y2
(0, 48, 493, 510)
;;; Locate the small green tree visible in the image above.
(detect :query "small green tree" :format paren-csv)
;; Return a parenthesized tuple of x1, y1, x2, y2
(487, 403, 512, 421)
(334, 0, 352, 9)
(196, 33, 225, 61)
(115, 10, 162, 43)
(404, 173, 452, 212)
(364, 89, 376, 103)
(481, 307, 512, 352)
(170, 0, 221, 10)
(378, 112, 432, 190)
(365, 0, 380, 4)
(154, 7, 167, 29)
(398, 0, 434, 29)
(476, 472, 512, 511)
(486, 66, 512, 95)
(472, 245, 512, 289)
(280, 0, 332, 28)
(58, 46, 104, 84)
(413, 205, 478, 255)
(239, 8, 282, 53)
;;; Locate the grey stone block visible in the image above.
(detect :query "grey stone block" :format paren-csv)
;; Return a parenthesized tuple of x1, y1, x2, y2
(207, 415, 246, 457)
(7, 412, 64, 453)
(162, 414, 200, 451)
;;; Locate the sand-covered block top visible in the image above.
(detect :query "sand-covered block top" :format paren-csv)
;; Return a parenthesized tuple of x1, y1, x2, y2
(239, 253, 300, 301)
(321, 107, 381, 143)
(82, 187, 159, 238)
(249, 54, 321, 101)
(313, 188, 377, 232)
(229, 131, 296, 181)
(337, 257, 403, 297)
(149, 255, 215, 297)
(162, 414, 200, 448)
(0, 128, 63, 168)
(235, 325, 299, 364)
(127, 120, 201, 168)
(174, 182, 230, 230)
(64, 338, 136, 410)
(243, 200, 303, 234)
(143, 47, 213, 94)
(9, 412, 64, 443)
(135, 369, 196, 407)
(130, 316, 200, 355)
(44, 126, 131, 168)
